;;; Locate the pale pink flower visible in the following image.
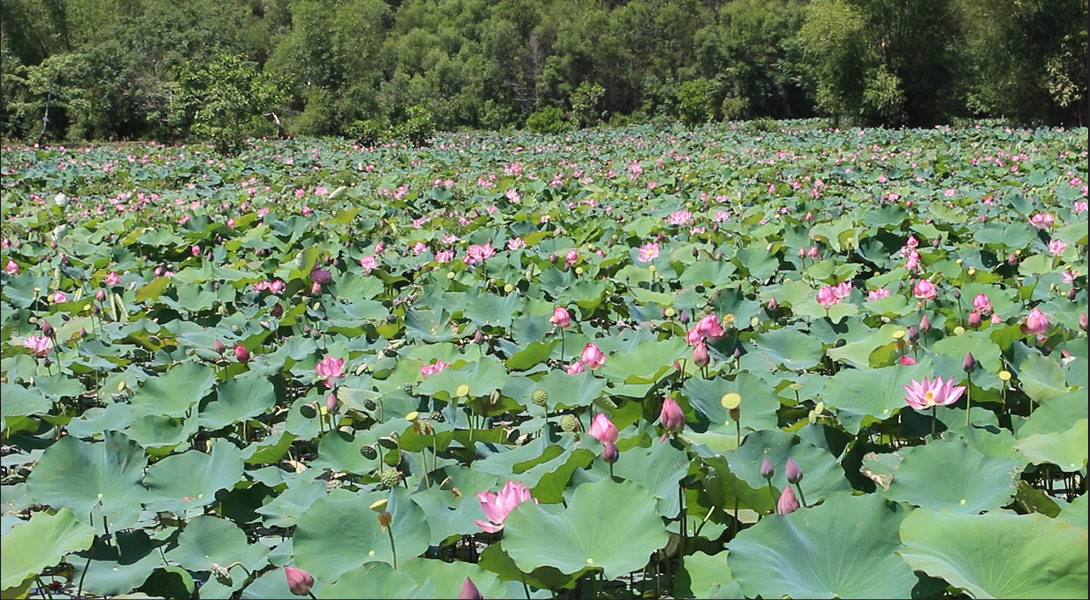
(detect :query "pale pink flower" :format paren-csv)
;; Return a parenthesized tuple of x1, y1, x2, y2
(776, 485, 800, 515)
(566, 360, 585, 374)
(913, 279, 938, 300)
(411, 242, 428, 256)
(315, 356, 345, 388)
(24, 335, 53, 356)
(464, 243, 496, 265)
(436, 249, 455, 263)
(1062, 271, 1076, 284)
(588, 413, 618, 444)
(270, 280, 286, 294)
(713, 210, 731, 222)
(106, 271, 121, 285)
(420, 360, 450, 378)
(580, 343, 606, 369)
(1048, 239, 1067, 256)
(637, 242, 660, 263)
(549, 306, 572, 329)
(667, 210, 692, 225)
(903, 376, 966, 410)
(1029, 212, 1054, 229)
(475, 481, 537, 533)
(51, 290, 67, 303)
(360, 255, 379, 273)
(905, 235, 919, 249)
(659, 396, 685, 433)
(972, 293, 992, 314)
(867, 288, 891, 301)
(507, 237, 525, 250)
(816, 286, 840, 308)
(692, 340, 710, 367)
(1021, 308, 1049, 336)
(3, 260, 18, 274)
(833, 281, 852, 300)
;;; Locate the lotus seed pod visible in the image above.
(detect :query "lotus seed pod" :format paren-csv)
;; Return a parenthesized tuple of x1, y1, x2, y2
(363, 397, 378, 411)
(380, 467, 400, 488)
(560, 414, 579, 432)
(531, 388, 549, 407)
(360, 445, 378, 460)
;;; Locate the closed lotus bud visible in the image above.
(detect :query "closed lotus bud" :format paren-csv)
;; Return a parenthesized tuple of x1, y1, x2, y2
(460, 577, 484, 600)
(768, 297, 778, 311)
(284, 566, 314, 596)
(95, 288, 107, 303)
(660, 397, 685, 433)
(326, 392, 339, 413)
(785, 457, 803, 484)
(907, 326, 919, 344)
(692, 341, 710, 367)
(776, 485, 800, 516)
(1068, 287, 1077, 300)
(919, 315, 931, 333)
(214, 339, 225, 354)
(41, 320, 54, 337)
(952, 288, 961, 299)
(760, 457, 775, 479)
(234, 344, 250, 363)
(692, 246, 699, 258)
(271, 303, 283, 318)
(474, 329, 485, 343)
(968, 311, 981, 327)
(963, 352, 977, 373)
(1007, 253, 1018, 265)
(1081, 313, 1088, 331)
(602, 439, 619, 464)
(679, 311, 689, 324)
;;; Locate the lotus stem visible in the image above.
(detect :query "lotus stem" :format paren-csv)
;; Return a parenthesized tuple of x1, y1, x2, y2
(965, 373, 972, 427)
(931, 406, 937, 440)
(387, 523, 398, 569)
(793, 482, 809, 509)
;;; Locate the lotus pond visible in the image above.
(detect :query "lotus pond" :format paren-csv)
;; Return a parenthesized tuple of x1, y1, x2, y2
(1, 123, 1087, 599)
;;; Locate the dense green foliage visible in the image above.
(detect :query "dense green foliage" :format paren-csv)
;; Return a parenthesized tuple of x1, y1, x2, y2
(1, 0, 1086, 143)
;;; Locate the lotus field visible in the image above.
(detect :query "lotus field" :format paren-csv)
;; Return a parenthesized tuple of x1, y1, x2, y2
(1, 123, 1088, 599)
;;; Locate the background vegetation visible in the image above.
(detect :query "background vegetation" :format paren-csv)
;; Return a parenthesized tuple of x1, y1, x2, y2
(1, 0, 1087, 144)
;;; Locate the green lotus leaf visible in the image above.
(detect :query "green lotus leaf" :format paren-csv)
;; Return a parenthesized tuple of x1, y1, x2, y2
(26, 431, 148, 532)
(1014, 418, 1088, 472)
(821, 360, 935, 434)
(727, 493, 916, 599)
(124, 412, 199, 457)
(69, 530, 160, 596)
(414, 357, 509, 400)
(0, 508, 96, 591)
(871, 437, 1023, 512)
(1018, 353, 1071, 404)
(724, 429, 851, 504)
(129, 361, 216, 418)
(597, 337, 687, 384)
(503, 477, 668, 580)
(753, 328, 825, 370)
(255, 478, 327, 528)
(240, 567, 325, 599)
(898, 510, 1089, 599)
(199, 372, 277, 430)
(674, 551, 744, 599)
(683, 372, 781, 434)
(1057, 494, 1088, 530)
(293, 486, 431, 582)
(166, 515, 269, 573)
(0, 383, 51, 431)
(143, 441, 244, 514)
(400, 559, 508, 598)
(931, 330, 1003, 373)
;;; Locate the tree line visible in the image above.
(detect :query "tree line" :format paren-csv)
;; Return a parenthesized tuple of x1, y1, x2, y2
(1, 0, 1086, 146)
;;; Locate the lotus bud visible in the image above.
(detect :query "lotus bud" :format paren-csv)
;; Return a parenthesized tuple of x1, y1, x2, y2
(692, 340, 710, 367)
(1007, 253, 1018, 265)
(679, 311, 689, 324)
(43, 357, 52, 368)
(963, 352, 976, 373)
(271, 303, 283, 318)
(660, 396, 685, 433)
(326, 392, 339, 413)
(919, 315, 931, 333)
(692, 247, 699, 257)
(602, 440, 619, 464)
(234, 344, 250, 363)
(474, 329, 485, 343)
(785, 457, 803, 484)
(1081, 313, 1088, 331)
(214, 339, 226, 354)
(41, 320, 54, 337)
(760, 457, 775, 479)
(776, 485, 800, 515)
(460, 578, 484, 600)
(768, 297, 778, 311)
(905, 325, 919, 344)
(967, 311, 981, 327)
(952, 288, 961, 299)
(284, 566, 314, 596)
(95, 288, 107, 303)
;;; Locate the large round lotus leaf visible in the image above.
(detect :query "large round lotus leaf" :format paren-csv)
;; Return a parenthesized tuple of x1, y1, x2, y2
(1057, 494, 1087, 530)
(412, 489, 488, 545)
(1018, 354, 1071, 404)
(610, 438, 690, 518)
(255, 478, 327, 528)
(873, 437, 1023, 513)
(753, 328, 825, 370)
(898, 510, 1089, 599)
(727, 493, 916, 599)
(0, 508, 95, 591)
(199, 372, 276, 429)
(400, 559, 508, 598)
(129, 361, 216, 418)
(674, 551, 744, 599)
(1014, 419, 1088, 472)
(124, 412, 199, 457)
(726, 429, 851, 503)
(821, 361, 935, 433)
(683, 373, 781, 433)
(143, 441, 244, 513)
(293, 486, 431, 582)
(166, 515, 270, 573)
(311, 428, 382, 474)
(597, 338, 688, 384)
(478, 543, 578, 591)
(0, 383, 51, 430)
(502, 477, 668, 580)
(931, 331, 1003, 373)
(69, 530, 160, 596)
(320, 562, 421, 599)
(1016, 391, 1088, 437)
(65, 403, 135, 439)
(26, 430, 148, 532)
(521, 370, 607, 410)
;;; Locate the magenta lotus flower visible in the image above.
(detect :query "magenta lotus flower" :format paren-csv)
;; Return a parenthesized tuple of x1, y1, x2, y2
(905, 235, 919, 249)
(1029, 212, 1054, 229)
(549, 306, 572, 329)
(899, 355, 918, 365)
(460, 577, 484, 600)
(51, 290, 67, 303)
(315, 356, 345, 387)
(776, 485, 800, 515)
(660, 396, 685, 433)
(1021, 308, 1049, 335)
(588, 413, 618, 444)
(420, 360, 449, 378)
(24, 335, 53, 356)
(106, 271, 121, 285)
(637, 242, 660, 263)
(580, 343, 606, 369)
(566, 360, 585, 374)
(475, 480, 537, 533)
(694, 314, 724, 338)
(284, 566, 314, 596)
(972, 293, 992, 314)
(832, 281, 852, 300)
(1048, 239, 1067, 256)
(913, 279, 938, 300)
(465, 242, 496, 265)
(816, 285, 839, 308)
(685, 327, 702, 346)
(234, 344, 251, 364)
(3, 259, 17, 274)
(903, 376, 967, 410)
(968, 311, 981, 327)
(867, 288, 890, 301)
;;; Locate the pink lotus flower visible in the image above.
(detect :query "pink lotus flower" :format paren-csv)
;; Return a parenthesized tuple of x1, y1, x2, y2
(904, 250, 921, 272)
(685, 327, 703, 346)
(968, 311, 981, 327)
(832, 281, 852, 300)
(776, 485, 800, 515)
(51, 290, 67, 304)
(1048, 239, 1067, 256)
(694, 314, 725, 338)
(420, 360, 449, 378)
(566, 360, 585, 374)
(913, 279, 938, 300)
(692, 340, 710, 367)
(549, 306, 572, 329)
(588, 413, 618, 444)
(3, 260, 17, 274)
(475, 480, 537, 533)
(637, 242, 660, 263)
(816, 286, 840, 308)
(460, 578, 484, 600)
(106, 271, 121, 285)
(234, 344, 251, 363)
(1029, 212, 1054, 229)
(284, 566, 314, 596)
(898, 355, 918, 366)
(315, 356, 345, 387)
(903, 376, 966, 410)
(905, 235, 919, 249)
(580, 343, 606, 369)
(464, 243, 496, 265)
(360, 255, 379, 273)
(991, 313, 1003, 325)
(24, 335, 52, 356)
(507, 237, 525, 250)
(867, 288, 890, 301)
(667, 210, 692, 225)
(972, 293, 992, 314)
(659, 396, 685, 433)
(436, 249, 454, 263)
(1021, 308, 1049, 336)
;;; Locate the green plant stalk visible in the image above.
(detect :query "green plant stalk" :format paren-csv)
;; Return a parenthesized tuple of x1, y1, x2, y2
(931, 406, 937, 440)
(965, 373, 972, 427)
(793, 482, 808, 508)
(386, 524, 398, 569)
(766, 480, 777, 509)
(35, 576, 53, 600)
